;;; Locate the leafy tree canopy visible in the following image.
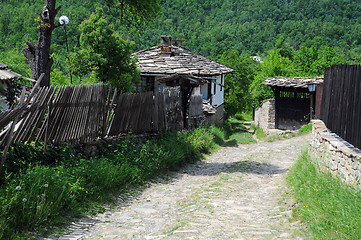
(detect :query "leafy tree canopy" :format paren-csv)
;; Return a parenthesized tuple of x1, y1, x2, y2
(105, 0, 161, 27)
(217, 50, 259, 115)
(70, 8, 140, 92)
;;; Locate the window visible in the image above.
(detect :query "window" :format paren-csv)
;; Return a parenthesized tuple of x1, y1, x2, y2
(280, 91, 294, 98)
(135, 76, 154, 92)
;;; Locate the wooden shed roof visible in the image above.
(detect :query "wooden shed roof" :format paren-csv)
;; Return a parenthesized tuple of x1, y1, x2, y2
(133, 46, 234, 76)
(0, 64, 21, 81)
(263, 77, 324, 89)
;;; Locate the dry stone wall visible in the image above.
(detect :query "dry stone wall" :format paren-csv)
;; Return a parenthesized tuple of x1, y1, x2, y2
(254, 99, 275, 130)
(311, 119, 361, 189)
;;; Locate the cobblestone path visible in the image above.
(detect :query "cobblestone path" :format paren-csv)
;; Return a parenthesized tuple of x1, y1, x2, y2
(56, 134, 311, 240)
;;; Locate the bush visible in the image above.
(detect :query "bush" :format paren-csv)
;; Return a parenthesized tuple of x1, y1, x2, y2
(5, 142, 78, 174)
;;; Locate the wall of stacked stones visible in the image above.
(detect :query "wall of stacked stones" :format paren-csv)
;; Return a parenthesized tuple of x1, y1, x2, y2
(254, 99, 275, 130)
(311, 119, 361, 190)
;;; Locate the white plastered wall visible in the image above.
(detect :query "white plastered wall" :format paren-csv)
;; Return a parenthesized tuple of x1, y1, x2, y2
(212, 75, 224, 106)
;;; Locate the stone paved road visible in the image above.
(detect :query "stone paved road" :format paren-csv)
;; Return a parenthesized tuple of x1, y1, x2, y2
(55, 134, 311, 240)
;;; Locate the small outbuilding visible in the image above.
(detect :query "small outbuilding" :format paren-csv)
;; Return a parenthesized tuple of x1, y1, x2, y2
(255, 77, 323, 130)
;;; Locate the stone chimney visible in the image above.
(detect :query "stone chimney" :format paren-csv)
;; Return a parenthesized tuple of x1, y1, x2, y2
(160, 35, 172, 55)
(160, 35, 172, 46)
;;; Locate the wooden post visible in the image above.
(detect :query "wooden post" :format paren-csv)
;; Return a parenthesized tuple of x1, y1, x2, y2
(273, 87, 280, 129)
(310, 91, 314, 121)
(43, 103, 51, 154)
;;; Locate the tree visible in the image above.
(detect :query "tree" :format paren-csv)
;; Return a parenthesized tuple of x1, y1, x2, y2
(22, 0, 60, 87)
(21, 0, 160, 87)
(217, 50, 259, 115)
(70, 8, 139, 92)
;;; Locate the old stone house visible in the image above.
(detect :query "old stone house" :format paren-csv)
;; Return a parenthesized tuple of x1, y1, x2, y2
(133, 36, 234, 124)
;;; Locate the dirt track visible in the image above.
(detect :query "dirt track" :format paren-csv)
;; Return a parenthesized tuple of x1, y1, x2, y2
(55, 134, 311, 240)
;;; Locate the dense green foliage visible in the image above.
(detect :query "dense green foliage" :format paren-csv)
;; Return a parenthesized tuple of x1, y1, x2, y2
(288, 150, 361, 239)
(136, 0, 361, 58)
(1, 0, 361, 70)
(70, 8, 140, 91)
(216, 50, 259, 115)
(104, 0, 161, 29)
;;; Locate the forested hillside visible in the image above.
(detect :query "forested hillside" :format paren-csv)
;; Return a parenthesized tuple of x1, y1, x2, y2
(137, 0, 361, 58)
(2, 0, 361, 57)
(1, 0, 360, 112)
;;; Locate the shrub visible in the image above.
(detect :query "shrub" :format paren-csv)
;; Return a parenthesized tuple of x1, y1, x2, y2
(5, 142, 78, 174)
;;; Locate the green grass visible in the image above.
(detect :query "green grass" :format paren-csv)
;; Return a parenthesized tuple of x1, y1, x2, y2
(255, 127, 267, 139)
(287, 150, 361, 239)
(298, 123, 312, 135)
(249, 123, 267, 139)
(209, 117, 256, 146)
(228, 132, 256, 145)
(234, 111, 253, 122)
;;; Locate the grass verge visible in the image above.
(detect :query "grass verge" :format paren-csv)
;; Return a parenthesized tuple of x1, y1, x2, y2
(0, 127, 214, 239)
(298, 122, 312, 135)
(209, 117, 256, 146)
(287, 150, 361, 239)
(0, 118, 252, 239)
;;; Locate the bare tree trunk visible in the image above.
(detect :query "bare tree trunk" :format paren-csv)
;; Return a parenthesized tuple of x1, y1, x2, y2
(23, 0, 60, 87)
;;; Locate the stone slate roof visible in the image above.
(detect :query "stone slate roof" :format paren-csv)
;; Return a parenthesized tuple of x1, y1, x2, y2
(133, 46, 234, 76)
(0, 64, 21, 81)
(263, 77, 324, 89)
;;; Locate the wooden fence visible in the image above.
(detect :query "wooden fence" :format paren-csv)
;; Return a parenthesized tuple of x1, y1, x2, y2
(1, 83, 192, 159)
(107, 91, 165, 135)
(321, 65, 361, 149)
(1, 84, 110, 147)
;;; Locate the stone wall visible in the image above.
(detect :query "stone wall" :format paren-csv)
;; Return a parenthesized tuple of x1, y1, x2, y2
(311, 119, 361, 190)
(254, 99, 275, 130)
